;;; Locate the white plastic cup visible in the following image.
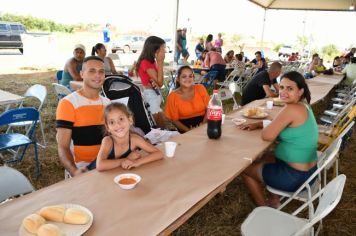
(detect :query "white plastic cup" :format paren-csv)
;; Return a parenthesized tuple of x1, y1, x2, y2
(222, 114, 226, 124)
(266, 100, 273, 109)
(164, 141, 177, 158)
(263, 120, 272, 128)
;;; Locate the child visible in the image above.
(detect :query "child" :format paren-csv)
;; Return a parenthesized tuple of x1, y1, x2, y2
(96, 102, 163, 171)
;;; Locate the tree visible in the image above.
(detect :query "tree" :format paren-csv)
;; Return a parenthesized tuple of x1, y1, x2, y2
(231, 34, 245, 52)
(321, 44, 340, 61)
(296, 35, 309, 52)
(273, 43, 283, 52)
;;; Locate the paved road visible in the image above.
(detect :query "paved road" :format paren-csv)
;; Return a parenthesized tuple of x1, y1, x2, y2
(0, 34, 174, 74)
(0, 49, 174, 74)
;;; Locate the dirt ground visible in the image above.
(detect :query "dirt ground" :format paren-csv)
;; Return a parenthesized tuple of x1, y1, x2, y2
(0, 71, 355, 235)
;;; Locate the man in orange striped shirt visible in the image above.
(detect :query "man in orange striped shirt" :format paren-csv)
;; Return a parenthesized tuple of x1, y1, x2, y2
(56, 56, 110, 176)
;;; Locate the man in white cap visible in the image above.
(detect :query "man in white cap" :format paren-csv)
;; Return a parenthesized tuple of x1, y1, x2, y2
(60, 44, 86, 88)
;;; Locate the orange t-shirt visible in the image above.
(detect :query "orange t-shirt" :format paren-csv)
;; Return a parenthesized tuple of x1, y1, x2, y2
(56, 92, 110, 164)
(164, 84, 210, 121)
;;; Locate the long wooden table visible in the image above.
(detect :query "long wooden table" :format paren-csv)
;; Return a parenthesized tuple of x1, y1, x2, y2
(0, 89, 24, 106)
(0, 74, 344, 236)
(306, 74, 343, 104)
(0, 99, 279, 236)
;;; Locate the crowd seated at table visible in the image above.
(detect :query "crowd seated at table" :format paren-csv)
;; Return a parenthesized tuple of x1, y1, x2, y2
(53, 37, 353, 211)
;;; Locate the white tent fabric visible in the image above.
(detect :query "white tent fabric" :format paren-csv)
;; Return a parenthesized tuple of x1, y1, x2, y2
(248, 0, 356, 11)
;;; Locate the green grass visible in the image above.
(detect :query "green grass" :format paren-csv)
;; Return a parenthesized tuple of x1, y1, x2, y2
(0, 71, 355, 235)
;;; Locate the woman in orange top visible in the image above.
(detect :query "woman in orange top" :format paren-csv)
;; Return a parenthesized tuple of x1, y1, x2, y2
(165, 65, 210, 133)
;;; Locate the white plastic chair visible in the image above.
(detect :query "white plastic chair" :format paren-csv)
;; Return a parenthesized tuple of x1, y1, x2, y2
(107, 53, 121, 68)
(52, 82, 72, 101)
(218, 88, 239, 110)
(321, 121, 354, 183)
(266, 138, 342, 223)
(0, 166, 35, 203)
(241, 174, 346, 236)
(6, 84, 47, 148)
(217, 68, 241, 89)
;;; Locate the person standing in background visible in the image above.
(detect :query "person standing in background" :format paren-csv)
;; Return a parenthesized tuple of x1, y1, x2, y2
(175, 29, 182, 63)
(205, 34, 214, 51)
(103, 23, 111, 50)
(214, 33, 223, 54)
(181, 28, 187, 54)
(136, 36, 166, 129)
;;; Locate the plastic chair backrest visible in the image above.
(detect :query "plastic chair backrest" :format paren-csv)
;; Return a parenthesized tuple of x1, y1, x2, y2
(318, 138, 342, 168)
(52, 83, 71, 98)
(295, 174, 346, 235)
(0, 166, 35, 202)
(56, 70, 63, 83)
(0, 107, 39, 126)
(226, 68, 240, 81)
(219, 88, 234, 100)
(107, 53, 120, 61)
(323, 106, 356, 151)
(23, 84, 47, 111)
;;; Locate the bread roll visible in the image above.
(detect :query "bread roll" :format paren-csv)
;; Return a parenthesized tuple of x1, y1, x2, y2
(37, 224, 62, 236)
(22, 213, 46, 234)
(63, 207, 90, 225)
(39, 205, 65, 222)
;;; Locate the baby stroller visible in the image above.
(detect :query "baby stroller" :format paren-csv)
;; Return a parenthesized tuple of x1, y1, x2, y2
(102, 75, 156, 134)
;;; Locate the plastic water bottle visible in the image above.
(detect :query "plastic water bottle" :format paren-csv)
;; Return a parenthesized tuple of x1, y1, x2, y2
(123, 67, 129, 77)
(207, 90, 222, 139)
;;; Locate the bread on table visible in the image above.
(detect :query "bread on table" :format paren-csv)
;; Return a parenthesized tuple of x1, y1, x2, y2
(39, 205, 65, 222)
(63, 207, 90, 225)
(37, 223, 63, 236)
(22, 213, 46, 234)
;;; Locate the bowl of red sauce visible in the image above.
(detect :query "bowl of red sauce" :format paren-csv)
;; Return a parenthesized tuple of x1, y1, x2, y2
(114, 173, 141, 190)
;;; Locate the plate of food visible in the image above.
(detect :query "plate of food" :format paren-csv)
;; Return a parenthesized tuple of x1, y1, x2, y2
(273, 97, 285, 106)
(241, 107, 268, 119)
(19, 204, 93, 236)
(232, 118, 246, 126)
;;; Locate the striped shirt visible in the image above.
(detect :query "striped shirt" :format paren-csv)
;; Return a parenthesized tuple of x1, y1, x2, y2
(56, 91, 110, 165)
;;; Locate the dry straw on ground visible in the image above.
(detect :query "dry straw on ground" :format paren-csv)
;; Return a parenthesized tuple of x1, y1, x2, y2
(0, 72, 355, 235)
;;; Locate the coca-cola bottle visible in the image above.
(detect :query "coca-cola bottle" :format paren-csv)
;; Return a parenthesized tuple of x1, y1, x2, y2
(207, 89, 222, 139)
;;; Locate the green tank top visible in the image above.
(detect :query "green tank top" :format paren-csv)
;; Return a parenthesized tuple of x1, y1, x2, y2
(275, 104, 318, 163)
(61, 63, 82, 87)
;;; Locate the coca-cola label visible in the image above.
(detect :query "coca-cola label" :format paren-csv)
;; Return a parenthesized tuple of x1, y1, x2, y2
(207, 107, 222, 120)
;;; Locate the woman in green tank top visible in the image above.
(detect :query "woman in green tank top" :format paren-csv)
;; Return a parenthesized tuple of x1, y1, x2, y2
(239, 71, 318, 208)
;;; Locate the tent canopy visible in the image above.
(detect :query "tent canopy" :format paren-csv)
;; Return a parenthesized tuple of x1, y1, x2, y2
(248, 0, 355, 11)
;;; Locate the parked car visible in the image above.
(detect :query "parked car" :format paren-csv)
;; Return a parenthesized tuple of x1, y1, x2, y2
(0, 21, 26, 54)
(278, 45, 293, 57)
(164, 38, 173, 53)
(111, 35, 146, 53)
